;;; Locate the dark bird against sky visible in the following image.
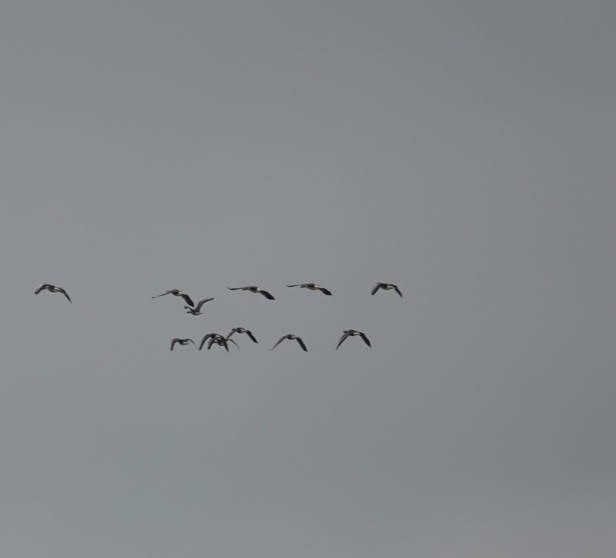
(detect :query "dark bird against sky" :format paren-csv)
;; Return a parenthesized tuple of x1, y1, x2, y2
(34, 283, 72, 302)
(371, 282, 403, 298)
(226, 327, 259, 344)
(199, 333, 238, 352)
(170, 338, 196, 351)
(270, 334, 308, 352)
(227, 286, 275, 300)
(336, 329, 372, 349)
(286, 283, 332, 295)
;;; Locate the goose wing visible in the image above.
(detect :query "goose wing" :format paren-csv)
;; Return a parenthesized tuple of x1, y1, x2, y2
(199, 333, 216, 351)
(270, 336, 287, 350)
(245, 329, 258, 343)
(34, 284, 50, 294)
(359, 332, 372, 347)
(295, 337, 308, 352)
(318, 287, 332, 296)
(170, 339, 179, 351)
(258, 289, 275, 300)
(393, 285, 403, 298)
(371, 283, 384, 295)
(179, 293, 194, 307)
(286, 284, 300, 288)
(58, 288, 72, 302)
(336, 331, 351, 350)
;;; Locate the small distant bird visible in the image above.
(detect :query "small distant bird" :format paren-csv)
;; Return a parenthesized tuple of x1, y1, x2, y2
(270, 334, 308, 352)
(34, 283, 72, 302)
(227, 286, 275, 300)
(184, 297, 215, 315)
(152, 289, 195, 307)
(371, 282, 403, 298)
(226, 327, 258, 344)
(170, 338, 196, 351)
(199, 333, 237, 352)
(336, 329, 372, 349)
(287, 283, 332, 295)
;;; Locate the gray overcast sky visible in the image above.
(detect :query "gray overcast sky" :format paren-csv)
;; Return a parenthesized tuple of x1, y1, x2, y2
(1, 1, 615, 556)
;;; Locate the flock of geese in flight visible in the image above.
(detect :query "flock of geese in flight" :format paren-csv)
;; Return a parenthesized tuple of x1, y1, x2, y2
(35, 281, 403, 353)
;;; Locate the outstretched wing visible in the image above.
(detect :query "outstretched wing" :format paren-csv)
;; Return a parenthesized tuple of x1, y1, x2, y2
(393, 285, 403, 298)
(245, 330, 258, 343)
(371, 283, 383, 295)
(359, 332, 372, 347)
(152, 290, 171, 299)
(318, 287, 332, 296)
(259, 289, 275, 300)
(179, 293, 194, 307)
(58, 288, 72, 302)
(170, 339, 178, 351)
(34, 284, 48, 295)
(227, 338, 239, 350)
(227, 286, 243, 291)
(336, 332, 350, 350)
(199, 333, 215, 351)
(295, 337, 308, 352)
(187, 338, 196, 347)
(287, 284, 300, 288)
(270, 336, 286, 350)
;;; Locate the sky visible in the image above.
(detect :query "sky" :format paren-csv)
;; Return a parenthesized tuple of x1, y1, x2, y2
(1, 1, 615, 556)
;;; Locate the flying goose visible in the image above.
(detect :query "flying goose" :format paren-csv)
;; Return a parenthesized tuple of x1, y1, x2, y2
(34, 283, 72, 302)
(184, 297, 215, 315)
(209, 335, 239, 351)
(152, 289, 195, 308)
(336, 329, 372, 349)
(371, 282, 403, 298)
(199, 333, 238, 352)
(227, 286, 275, 300)
(226, 327, 258, 344)
(270, 334, 308, 352)
(286, 283, 332, 295)
(170, 338, 196, 351)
